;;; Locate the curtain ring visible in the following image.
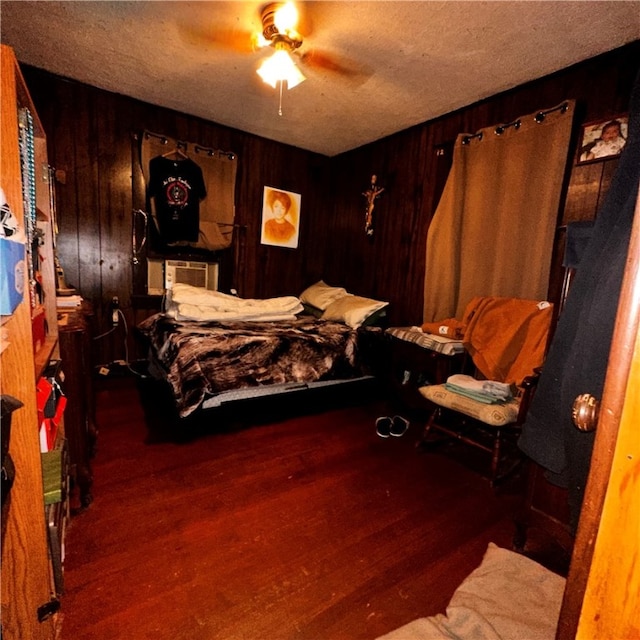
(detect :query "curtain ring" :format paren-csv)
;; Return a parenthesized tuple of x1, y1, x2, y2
(495, 119, 522, 135)
(462, 132, 483, 145)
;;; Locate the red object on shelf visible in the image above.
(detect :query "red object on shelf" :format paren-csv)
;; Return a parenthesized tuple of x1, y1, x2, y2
(38, 387, 66, 452)
(36, 376, 53, 425)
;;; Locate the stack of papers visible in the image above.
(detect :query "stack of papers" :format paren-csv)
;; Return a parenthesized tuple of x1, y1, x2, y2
(56, 295, 83, 308)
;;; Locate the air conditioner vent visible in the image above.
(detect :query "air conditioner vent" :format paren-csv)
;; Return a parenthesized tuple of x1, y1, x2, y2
(146, 259, 219, 294)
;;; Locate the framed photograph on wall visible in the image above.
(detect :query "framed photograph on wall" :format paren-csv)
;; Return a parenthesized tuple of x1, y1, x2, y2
(260, 186, 301, 248)
(577, 115, 628, 164)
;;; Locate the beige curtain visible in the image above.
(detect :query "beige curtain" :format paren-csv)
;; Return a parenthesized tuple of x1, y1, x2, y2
(140, 130, 238, 251)
(423, 101, 575, 322)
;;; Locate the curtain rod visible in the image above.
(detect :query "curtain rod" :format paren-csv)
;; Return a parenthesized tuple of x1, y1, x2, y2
(534, 101, 570, 123)
(495, 119, 521, 135)
(461, 101, 571, 146)
(135, 130, 237, 161)
(194, 144, 236, 161)
(462, 132, 484, 145)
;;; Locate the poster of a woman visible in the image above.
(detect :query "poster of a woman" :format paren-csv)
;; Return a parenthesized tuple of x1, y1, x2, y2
(260, 186, 301, 248)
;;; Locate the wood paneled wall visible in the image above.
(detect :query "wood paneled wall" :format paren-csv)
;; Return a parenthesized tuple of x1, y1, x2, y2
(22, 40, 639, 366)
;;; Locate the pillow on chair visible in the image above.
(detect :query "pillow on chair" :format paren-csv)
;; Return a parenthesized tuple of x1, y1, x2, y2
(419, 385, 520, 426)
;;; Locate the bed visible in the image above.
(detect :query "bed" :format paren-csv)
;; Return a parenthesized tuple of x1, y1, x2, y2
(137, 281, 389, 419)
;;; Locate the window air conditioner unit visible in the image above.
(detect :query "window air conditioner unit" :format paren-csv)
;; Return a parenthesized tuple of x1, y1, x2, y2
(147, 258, 219, 295)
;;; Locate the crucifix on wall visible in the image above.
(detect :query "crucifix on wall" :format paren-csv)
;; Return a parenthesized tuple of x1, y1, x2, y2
(362, 174, 384, 237)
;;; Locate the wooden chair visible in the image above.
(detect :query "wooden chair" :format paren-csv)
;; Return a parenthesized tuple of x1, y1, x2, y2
(416, 296, 554, 487)
(418, 370, 540, 486)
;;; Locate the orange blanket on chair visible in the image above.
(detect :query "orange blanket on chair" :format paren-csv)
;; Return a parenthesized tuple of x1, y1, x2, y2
(423, 296, 554, 384)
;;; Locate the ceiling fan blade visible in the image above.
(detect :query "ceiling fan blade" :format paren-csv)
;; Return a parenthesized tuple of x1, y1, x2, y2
(298, 49, 372, 81)
(288, 2, 313, 38)
(177, 2, 315, 56)
(177, 21, 259, 54)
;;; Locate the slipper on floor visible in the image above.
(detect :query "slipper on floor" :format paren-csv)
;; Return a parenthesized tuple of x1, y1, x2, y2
(390, 415, 409, 437)
(376, 416, 392, 438)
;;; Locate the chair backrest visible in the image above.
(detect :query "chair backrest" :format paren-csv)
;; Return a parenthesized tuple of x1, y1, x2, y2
(461, 296, 554, 385)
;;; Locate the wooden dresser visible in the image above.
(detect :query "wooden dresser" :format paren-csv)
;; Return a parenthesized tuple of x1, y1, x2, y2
(57, 301, 96, 510)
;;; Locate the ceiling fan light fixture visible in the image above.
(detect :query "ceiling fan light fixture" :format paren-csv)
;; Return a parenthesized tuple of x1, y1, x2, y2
(257, 47, 306, 89)
(274, 2, 298, 34)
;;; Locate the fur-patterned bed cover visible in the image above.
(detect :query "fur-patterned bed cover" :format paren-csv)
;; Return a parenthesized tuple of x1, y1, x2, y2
(138, 313, 381, 417)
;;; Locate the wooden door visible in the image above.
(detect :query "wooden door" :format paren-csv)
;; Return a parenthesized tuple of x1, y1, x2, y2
(556, 191, 640, 638)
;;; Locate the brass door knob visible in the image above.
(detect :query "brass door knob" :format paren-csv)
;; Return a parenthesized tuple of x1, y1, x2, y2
(572, 393, 600, 432)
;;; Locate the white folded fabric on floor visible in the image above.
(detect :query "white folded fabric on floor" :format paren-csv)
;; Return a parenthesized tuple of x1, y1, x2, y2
(377, 543, 565, 640)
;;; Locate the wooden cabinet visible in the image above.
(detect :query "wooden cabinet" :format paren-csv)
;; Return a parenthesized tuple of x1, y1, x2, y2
(58, 302, 96, 510)
(513, 460, 574, 572)
(0, 44, 60, 640)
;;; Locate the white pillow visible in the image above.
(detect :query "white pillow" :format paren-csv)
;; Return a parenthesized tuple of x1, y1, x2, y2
(321, 294, 389, 329)
(299, 280, 348, 311)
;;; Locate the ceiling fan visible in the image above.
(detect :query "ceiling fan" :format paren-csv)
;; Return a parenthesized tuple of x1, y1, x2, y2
(255, 2, 307, 90)
(257, 2, 370, 82)
(183, 2, 369, 87)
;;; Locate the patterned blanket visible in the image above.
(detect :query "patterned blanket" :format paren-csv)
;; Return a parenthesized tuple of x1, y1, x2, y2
(138, 314, 380, 417)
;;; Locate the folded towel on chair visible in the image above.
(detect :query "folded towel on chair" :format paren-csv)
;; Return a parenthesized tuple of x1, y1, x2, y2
(445, 374, 513, 403)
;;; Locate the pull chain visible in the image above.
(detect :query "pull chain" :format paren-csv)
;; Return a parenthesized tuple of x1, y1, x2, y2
(278, 80, 284, 116)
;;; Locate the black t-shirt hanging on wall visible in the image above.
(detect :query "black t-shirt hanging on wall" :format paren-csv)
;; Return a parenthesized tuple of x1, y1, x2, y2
(148, 156, 207, 243)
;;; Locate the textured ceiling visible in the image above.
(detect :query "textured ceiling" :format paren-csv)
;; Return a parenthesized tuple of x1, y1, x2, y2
(2, 1, 639, 156)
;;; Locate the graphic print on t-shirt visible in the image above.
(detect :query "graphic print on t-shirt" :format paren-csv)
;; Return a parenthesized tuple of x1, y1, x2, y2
(166, 179, 189, 209)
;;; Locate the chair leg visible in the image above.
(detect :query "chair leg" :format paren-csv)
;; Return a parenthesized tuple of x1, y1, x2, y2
(489, 428, 502, 487)
(512, 515, 529, 552)
(416, 407, 440, 449)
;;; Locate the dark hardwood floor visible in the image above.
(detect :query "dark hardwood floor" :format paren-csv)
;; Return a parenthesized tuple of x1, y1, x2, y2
(60, 375, 543, 639)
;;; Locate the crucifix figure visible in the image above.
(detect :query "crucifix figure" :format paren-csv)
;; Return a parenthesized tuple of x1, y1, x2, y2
(363, 174, 384, 236)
